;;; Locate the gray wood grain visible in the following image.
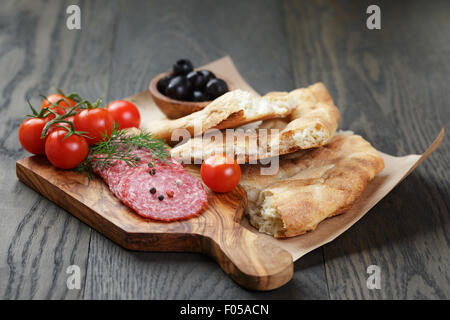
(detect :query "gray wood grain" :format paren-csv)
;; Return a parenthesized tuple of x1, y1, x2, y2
(0, 0, 118, 299)
(283, 0, 449, 299)
(83, 0, 328, 300)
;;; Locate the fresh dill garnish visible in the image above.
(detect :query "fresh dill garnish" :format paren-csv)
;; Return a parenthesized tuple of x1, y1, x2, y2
(75, 125, 169, 178)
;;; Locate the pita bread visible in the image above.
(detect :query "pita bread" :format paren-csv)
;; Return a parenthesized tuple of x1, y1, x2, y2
(171, 82, 340, 162)
(239, 133, 385, 238)
(149, 89, 296, 145)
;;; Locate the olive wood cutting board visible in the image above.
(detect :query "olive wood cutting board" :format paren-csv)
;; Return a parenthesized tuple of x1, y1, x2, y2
(15, 57, 294, 291)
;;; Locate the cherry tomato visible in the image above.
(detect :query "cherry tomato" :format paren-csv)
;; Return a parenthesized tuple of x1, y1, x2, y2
(200, 154, 241, 193)
(41, 94, 77, 115)
(18, 118, 47, 155)
(73, 108, 114, 145)
(106, 100, 140, 129)
(45, 129, 88, 169)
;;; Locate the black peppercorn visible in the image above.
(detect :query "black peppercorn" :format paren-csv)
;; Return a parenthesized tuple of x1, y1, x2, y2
(158, 195, 164, 201)
(150, 187, 156, 194)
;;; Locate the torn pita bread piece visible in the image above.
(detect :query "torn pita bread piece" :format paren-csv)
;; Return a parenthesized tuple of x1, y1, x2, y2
(147, 89, 297, 145)
(171, 128, 276, 164)
(239, 132, 385, 238)
(170, 82, 340, 162)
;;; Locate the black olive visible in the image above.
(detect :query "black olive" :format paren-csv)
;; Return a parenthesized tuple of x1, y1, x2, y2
(165, 75, 193, 101)
(186, 71, 206, 90)
(192, 90, 207, 102)
(205, 78, 228, 100)
(198, 70, 216, 84)
(173, 59, 194, 76)
(157, 75, 172, 94)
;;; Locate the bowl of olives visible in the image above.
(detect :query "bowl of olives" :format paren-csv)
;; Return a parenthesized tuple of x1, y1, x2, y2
(149, 59, 232, 119)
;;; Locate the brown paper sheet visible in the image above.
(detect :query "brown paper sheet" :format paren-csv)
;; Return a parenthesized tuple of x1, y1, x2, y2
(130, 56, 444, 262)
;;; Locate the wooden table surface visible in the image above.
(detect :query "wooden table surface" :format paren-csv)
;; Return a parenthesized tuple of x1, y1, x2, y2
(1, 0, 448, 300)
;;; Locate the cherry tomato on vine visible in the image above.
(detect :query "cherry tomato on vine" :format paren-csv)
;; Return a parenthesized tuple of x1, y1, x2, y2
(45, 129, 88, 169)
(73, 108, 114, 145)
(18, 118, 48, 155)
(200, 154, 241, 193)
(41, 94, 77, 115)
(106, 100, 141, 129)
(46, 120, 72, 137)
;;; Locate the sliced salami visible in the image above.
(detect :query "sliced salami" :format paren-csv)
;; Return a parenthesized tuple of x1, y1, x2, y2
(94, 150, 207, 221)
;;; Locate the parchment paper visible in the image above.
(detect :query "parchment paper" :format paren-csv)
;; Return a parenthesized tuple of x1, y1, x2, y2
(130, 56, 445, 262)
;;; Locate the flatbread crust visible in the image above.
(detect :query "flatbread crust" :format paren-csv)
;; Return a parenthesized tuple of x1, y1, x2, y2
(150, 89, 296, 145)
(239, 132, 385, 238)
(170, 82, 340, 162)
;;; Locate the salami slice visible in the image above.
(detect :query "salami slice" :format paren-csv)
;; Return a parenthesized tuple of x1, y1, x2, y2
(94, 150, 207, 221)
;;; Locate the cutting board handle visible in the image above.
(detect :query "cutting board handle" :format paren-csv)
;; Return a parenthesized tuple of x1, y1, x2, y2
(201, 223, 293, 291)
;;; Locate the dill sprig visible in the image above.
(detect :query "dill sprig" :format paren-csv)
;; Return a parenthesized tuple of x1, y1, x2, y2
(75, 125, 169, 178)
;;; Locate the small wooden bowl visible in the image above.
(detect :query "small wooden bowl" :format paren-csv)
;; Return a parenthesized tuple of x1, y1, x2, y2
(149, 71, 233, 119)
